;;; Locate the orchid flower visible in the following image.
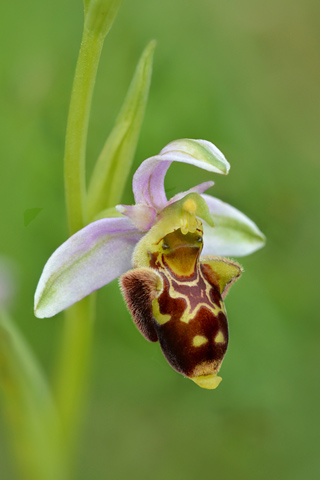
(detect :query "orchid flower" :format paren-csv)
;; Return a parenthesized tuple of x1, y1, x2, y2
(34, 139, 265, 389)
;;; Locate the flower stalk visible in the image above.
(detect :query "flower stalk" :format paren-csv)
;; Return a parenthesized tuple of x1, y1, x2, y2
(54, 296, 95, 455)
(58, 0, 122, 456)
(59, 24, 104, 456)
(64, 28, 104, 235)
(64, 0, 122, 235)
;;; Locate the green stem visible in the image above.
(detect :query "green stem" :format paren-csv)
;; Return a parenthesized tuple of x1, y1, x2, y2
(58, 0, 122, 463)
(55, 296, 95, 454)
(64, 27, 104, 235)
(57, 25, 103, 457)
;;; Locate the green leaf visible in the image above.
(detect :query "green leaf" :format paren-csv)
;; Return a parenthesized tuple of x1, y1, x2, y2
(0, 310, 66, 480)
(87, 40, 156, 220)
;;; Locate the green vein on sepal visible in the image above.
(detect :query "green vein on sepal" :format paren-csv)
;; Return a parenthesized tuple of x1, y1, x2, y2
(211, 214, 266, 242)
(87, 40, 156, 220)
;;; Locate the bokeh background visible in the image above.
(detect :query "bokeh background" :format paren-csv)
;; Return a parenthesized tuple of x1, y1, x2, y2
(1, 0, 319, 478)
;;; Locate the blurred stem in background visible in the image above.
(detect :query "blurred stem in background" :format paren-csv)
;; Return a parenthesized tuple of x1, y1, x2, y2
(0, 308, 66, 480)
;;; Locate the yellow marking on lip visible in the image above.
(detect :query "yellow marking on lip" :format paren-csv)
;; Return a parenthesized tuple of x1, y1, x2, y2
(152, 298, 171, 325)
(164, 268, 224, 324)
(152, 246, 226, 324)
(165, 266, 201, 287)
(179, 302, 216, 324)
(204, 280, 226, 315)
(193, 335, 208, 347)
(214, 330, 225, 343)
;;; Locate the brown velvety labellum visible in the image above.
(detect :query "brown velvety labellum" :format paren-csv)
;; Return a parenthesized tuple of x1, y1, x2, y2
(120, 225, 242, 387)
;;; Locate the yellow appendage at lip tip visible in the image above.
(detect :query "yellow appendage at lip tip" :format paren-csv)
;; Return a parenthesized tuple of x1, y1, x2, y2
(191, 374, 222, 389)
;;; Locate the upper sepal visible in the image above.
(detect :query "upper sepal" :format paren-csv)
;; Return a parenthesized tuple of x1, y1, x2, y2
(160, 139, 230, 174)
(133, 139, 230, 211)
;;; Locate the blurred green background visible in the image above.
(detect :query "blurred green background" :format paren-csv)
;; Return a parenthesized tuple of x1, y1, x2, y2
(1, 0, 319, 479)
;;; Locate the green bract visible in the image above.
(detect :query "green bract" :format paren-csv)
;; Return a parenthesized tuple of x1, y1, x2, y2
(87, 41, 156, 219)
(84, 0, 122, 37)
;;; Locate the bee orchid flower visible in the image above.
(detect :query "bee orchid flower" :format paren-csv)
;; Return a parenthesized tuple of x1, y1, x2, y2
(34, 139, 265, 389)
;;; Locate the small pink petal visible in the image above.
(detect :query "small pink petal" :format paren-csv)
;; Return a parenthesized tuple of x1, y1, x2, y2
(167, 181, 214, 206)
(116, 204, 157, 231)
